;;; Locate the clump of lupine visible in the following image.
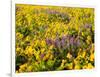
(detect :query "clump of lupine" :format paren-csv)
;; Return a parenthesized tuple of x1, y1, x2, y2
(16, 4, 94, 73)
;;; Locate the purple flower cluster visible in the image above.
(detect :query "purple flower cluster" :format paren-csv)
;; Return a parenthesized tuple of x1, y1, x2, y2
(45, 38, 54, 45)
(40, 53, 45, 59)
(46, 9, 60, 15)
(46, 9, 70, 23)
(84, 24, 92, 29)
(46, 34, 81, 51)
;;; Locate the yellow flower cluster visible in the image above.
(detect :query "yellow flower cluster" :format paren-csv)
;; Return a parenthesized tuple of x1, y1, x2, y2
(16, 4, 94, 73)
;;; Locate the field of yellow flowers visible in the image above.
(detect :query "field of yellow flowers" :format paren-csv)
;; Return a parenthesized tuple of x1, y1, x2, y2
(16, 4, 94, 73)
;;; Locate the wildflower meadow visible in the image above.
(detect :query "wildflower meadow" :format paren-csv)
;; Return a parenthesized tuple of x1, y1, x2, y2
(15, 4, 94, 73)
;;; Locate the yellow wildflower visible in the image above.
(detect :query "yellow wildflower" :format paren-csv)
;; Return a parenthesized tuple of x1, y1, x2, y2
(19, 63, 27, 72)
(27, 66, 33, 71)
(87, 63, 94, 69)
(49, 45, 53, 50)
(90, 53, 94, 61)
(25, 46, 33, 55)
(83, 65, 88, 69)
(74, 64, 80, 69)
(41, 48, 45, 53)
(82, 51, 86, 58)
(87, 36, 91, 41)
(66, 52, 72, 59)
(41, 40, 46, 47)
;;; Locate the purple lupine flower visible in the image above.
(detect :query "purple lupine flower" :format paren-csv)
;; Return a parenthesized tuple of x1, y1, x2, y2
(46, 9, 58, 15)
(45, 38, 53, 45)
(84, 24, 92, 28)
(76, 39, 80, 46)
(61, 35, 67, 47)
(61, 39, 65, 47)
(70, 37, 74, 45)
(60, 13, 66, 18)
(54, 38, 61, 48)
(62, 35, 67, 41)
(46, 9, 64, 16)
(67, 42, 70, 47)
(40, 53, 45, 59)
(66, 34, 71, 40)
